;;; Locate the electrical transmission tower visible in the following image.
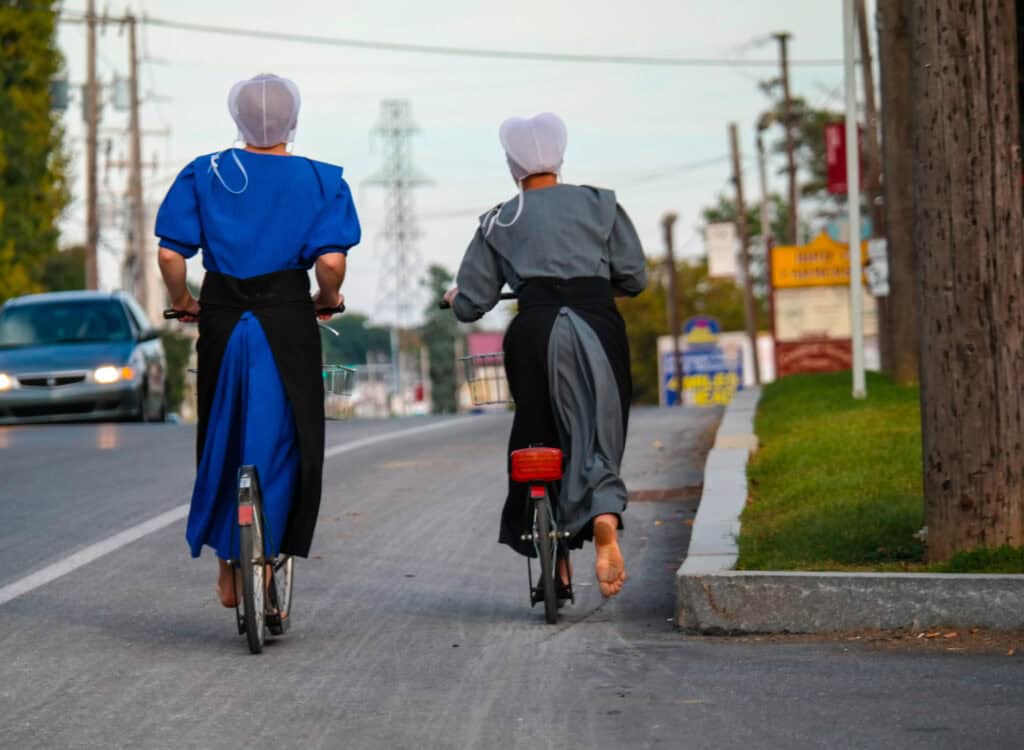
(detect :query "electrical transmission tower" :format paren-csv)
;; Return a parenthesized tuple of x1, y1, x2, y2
(365, 100, 430, 411)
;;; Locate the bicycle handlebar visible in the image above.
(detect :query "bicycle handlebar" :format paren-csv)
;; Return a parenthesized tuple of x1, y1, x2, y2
(163, 304, 346, 321)
(438, 292, 517, 310)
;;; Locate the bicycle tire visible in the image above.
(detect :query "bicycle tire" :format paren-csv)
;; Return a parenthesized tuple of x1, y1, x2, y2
(238, 466, 266, 654)
(535, 495, 558, 625)
(267, 556, 293, 636)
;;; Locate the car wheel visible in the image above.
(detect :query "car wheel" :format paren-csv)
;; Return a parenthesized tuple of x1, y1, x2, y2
(135, 383, 149, 422)
(154, 394, 167, 423)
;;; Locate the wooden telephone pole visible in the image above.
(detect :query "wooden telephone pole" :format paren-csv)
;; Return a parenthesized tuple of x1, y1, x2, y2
(662, 213, 683, 406)
(774, 32, 798, 245)
(912, 0, 1024, 559)
(877, 0, 918, 385)
(84, 0, 99, 289)
(125, 14, 149, 313)
(729, 123, 761, 385)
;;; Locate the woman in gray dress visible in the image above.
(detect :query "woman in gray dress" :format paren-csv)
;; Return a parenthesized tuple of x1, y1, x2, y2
(444, 113, 647, 598)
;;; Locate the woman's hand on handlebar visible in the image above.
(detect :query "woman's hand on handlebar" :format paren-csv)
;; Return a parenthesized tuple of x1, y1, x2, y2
(313, 289, 345, 320)
(169, 293, 200, 322)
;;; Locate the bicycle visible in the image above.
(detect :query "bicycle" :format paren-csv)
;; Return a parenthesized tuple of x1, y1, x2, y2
(440, 293, 572, 624)
(164, 304, 351, 652)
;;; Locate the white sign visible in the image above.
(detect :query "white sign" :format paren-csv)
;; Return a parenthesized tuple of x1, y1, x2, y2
(866, 238, 889, 297)
(774, 287, 878, 342)
(705, 222, 738, 279)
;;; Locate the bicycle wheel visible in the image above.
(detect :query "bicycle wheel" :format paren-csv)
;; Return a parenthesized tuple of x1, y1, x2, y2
(267, 556, 293, 636)
(238, 465, 266, 654)
(534, 494, 559, 625)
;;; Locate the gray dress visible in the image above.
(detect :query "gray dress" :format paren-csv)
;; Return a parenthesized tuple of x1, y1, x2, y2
(453, 184, 647, 556)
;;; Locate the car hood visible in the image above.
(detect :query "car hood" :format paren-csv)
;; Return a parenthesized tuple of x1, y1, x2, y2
(0, 342, 135, 374)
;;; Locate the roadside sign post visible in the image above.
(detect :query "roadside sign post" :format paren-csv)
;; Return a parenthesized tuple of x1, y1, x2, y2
(844, 0, 867, 399)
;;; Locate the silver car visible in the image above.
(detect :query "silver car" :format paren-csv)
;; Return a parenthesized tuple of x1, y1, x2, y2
(0, 291, 168, 424)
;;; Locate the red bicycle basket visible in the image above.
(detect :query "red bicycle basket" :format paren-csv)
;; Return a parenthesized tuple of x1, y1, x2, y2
(510, 447, 564, 483)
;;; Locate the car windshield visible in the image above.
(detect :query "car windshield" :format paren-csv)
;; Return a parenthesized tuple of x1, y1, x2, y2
(0, 300, 133, 348)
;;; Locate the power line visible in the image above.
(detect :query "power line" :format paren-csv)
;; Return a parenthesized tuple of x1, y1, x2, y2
(57, 10, 845, 68)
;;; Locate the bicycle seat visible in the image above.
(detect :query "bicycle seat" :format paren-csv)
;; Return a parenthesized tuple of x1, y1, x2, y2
(510, 447, 564, 482)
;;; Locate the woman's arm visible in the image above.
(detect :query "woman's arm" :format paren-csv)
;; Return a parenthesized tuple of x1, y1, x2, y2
(313, 252, 347, 318)
(158, 246, 200, 318)
(450, 229, 503, 322)
(608, 203, 647, 297)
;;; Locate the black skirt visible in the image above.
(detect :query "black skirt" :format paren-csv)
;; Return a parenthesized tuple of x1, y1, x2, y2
(197, 269, 325, 557)
(499, 277, 632, 557)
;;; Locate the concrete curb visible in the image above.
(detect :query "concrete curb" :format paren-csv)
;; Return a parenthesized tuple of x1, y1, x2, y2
(675, 387, 1024, 633)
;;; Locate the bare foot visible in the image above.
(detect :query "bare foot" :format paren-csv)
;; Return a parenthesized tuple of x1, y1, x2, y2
(216, 559, 240, 608)
(593, 514, 626, 598)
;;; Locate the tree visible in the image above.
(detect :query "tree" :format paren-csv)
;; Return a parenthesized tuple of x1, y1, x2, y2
(877, 0, 918, 385)
(320, 312, 390, 365)
(0, 2, 68, 303)
(912, 0, 1024, 560)
(40, 245, 86, 291)
(419, 265, 458, 413)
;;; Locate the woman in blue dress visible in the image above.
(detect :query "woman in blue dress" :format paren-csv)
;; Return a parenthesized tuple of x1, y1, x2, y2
(155, 74, 361, 607)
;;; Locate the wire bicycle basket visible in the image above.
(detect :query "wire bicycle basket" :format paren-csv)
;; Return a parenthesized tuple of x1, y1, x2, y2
(322, 364, 357, 396)
(459, 352, 511, 406)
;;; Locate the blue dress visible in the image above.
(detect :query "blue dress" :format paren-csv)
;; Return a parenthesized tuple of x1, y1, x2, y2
(155, 149, 361, 560)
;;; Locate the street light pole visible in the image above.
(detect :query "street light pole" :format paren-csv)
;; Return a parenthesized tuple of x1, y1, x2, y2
(843, 0, 866, 399)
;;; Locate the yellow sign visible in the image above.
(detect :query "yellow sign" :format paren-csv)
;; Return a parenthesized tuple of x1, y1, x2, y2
(772, 232, 867, 289)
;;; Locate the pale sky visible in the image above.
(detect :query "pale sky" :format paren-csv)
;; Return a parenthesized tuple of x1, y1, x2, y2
(55, 0, 869, 324)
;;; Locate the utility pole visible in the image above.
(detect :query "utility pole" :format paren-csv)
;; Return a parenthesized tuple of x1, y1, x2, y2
(729, 123, 761, 385)
(912, 0, 1024, 559)
(365, 100, 429, 415)
(125, 14, 148, 314)
(877, 0, 917, 385)
(773, 32, 798, 245)
(756, 123, 777, 379)
(661, 213, 683, 407)
(854, 0, 884, 237)
(84, 0, 99, 290)
(755, 126, 773, 254)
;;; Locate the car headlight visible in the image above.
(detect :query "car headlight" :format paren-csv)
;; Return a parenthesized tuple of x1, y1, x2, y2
(0, 373, 13, 391)
(94, 365, 135, 384)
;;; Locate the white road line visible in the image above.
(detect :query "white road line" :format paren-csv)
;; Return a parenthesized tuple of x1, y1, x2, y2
(323, 417, 471, 459)
(0, 417, 472, 607)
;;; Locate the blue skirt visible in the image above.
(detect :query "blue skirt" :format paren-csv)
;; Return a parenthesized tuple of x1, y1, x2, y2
(186, 312, 298, 560)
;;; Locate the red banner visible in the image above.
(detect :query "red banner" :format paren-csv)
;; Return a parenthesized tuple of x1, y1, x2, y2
(825, 122, 863, 195)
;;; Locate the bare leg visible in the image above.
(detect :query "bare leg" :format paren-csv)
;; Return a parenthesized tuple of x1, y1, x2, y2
(216, 559, 240, 608)
(593, 514, 626, 597)
(556, 554, 572, 586)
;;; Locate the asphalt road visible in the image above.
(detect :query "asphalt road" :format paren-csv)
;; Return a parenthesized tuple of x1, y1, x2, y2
(0, 409, 1022, 749)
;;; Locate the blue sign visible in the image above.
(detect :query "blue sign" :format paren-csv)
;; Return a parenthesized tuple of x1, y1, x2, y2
(662, 348, 743, 407)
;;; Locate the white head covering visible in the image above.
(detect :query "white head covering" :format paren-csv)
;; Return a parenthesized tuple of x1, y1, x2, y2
(499, 113, 568, 181)
(209, 74, 301, 195)
(484, 113, 568, 235)
(228, 73, 301, 147)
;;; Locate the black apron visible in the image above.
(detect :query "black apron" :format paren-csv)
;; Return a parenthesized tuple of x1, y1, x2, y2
(197, 269, 325, 558)
(499, 277, 632, 557)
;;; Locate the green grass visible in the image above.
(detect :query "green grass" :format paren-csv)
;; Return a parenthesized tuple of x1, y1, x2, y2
(737, 371, 926, 571)
(736, 371, 1024, 573)
(934, 546, 1024, 574)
